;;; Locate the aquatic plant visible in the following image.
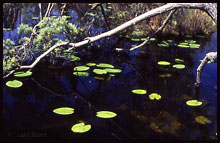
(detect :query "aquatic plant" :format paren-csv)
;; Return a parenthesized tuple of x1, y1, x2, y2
(104, 68, 122, 73)
(173, 64, 185, 69)
(132, 89, 147, 94)
(6, 80, 23, 88)
(53, 107, 74, 115)
(195, 116, 211, 124)
(149, 93, 161, 100)
(96, 111, 117, 118)
(93, 69, 107, 75)
(14, 71, 32, 77)
(71, 123, 91, 133)
(186, 100, 202, 106)
(96, 63, 114, 68)
(157, 61, 171, 66)
(73, 72, 89, 77)
(74, 66, 90, 71)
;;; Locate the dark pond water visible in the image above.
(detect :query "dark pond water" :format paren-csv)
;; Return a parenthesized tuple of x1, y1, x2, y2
(3, 4, 217, 141)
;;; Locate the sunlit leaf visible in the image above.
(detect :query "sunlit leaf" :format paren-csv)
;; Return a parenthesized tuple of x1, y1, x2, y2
(175, 59, 184, 63)
(173, 64, 185, 69)
(157, 61, 171, 66)
(93, 69, 107, 75)
(32, 17, 39, 20)
(178, 44, 189, 48)
(189, 43, 200, 49)
(186, 100, 202, 106)
(96, 111, 117, 118)
(14, 71, 32, 77)
(71, 123, 91, 133)
(195, 116, 211, 124)
(6, 80, 23, 88)
(74, 66, 89, 71)
(96, 63, 114, 68)
(132, 89, 147, 94)
(104, 68, 122, 73)
(69, 55, 81, 61)
(149, 93, 161, 100)
(73, 72, 89, 77)
(53, 107, 74, 115)
(86, 63, 96, 66)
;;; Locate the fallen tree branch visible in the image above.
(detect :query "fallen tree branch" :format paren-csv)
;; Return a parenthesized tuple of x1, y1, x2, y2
(195, 51, 217, 86)
(3, 3, 217, 79)
(130, 9, 176, 51)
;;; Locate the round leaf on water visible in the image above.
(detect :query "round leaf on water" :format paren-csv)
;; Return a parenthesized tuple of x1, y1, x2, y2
(104, 68, 122, 73)
(6, 80, 23, 88)
(96, 111, 117, 118)
(132, 89, 147, 94)
(186, 100, 202, 106)
(73, 72, 89, 77)
(74, 66, 89, 71)
(71, 123, 91, 133)
(173, 64, 185, 69)
(69, 55, 81, 61)
(150, 38, 156, 41)
(53, 107, 74, 115)
(195, 116, 211, 124)
(86, 63, 96, 66)
(157, 61, 171, 66)
(149, 93, 161, 100)
(174, 59, 184, 63)
(14, 71, 32, 77)
(93, 69, 107, 75)
(189, 44, 200, 49)
(96, 63, 114, 68)
(178, 44, 189, 48)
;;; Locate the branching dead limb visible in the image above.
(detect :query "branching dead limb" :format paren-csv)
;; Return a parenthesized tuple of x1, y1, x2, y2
(3, 3, 217, 80)
(195, 52, 217, 86)
(130, 9, 176, 51)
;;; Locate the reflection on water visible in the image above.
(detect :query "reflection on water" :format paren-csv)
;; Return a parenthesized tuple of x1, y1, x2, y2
(3, 3, 217, 141)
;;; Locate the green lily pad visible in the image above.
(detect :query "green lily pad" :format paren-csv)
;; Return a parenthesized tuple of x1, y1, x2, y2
(173, 64, 185, 69)
(189, 44, 200, 48)
(131, 38, 140, 41)
(86, 63, 96, 66)
(150, 38, 156, 41)
(157, 61, 171, 66)
(158, 43, 169, 47)
(69, 55, 81, 61)
(96, 111, 117, 118)
(141, 38, 147, 41)
(186, 100, 202, 106)
(3, 28, 11, 31)
(178, 44, 189, 48)
(74, 66, 89, 71)
(6, 80, 23, 88)
(185, 40, 197, 44)
(71, 123, 91, 133)
(73, 72, 89, 77)
(93, 69, 107, 75)
(96, 63, 114, 68)
(14, 71, 32, 77)
(195, 116, 211, 124)
(149, 93, 161, 100)
(132, 89, 147, 94)
(175, 59, 184, 63)
(104, 68, 122, 73)
(53, 107, 74, 115)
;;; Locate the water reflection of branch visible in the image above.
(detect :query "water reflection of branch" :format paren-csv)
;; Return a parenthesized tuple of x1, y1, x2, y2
(31, 78, 65, 96)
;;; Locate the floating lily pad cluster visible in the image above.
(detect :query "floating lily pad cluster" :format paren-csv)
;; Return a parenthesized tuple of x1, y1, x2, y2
(6, 71, 33, 88)
(177, 40, 200, 49)
(53, 106, 117, 133)
(157, 60, 185, 69)
(132, 89, 162, 101)
(73, 62, 122, 77)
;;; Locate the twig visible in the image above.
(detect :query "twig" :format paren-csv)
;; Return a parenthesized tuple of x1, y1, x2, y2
(130, 9, 176, 51)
